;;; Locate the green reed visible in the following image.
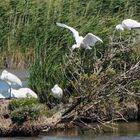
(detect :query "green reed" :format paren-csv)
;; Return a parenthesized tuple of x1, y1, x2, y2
(0, 0, 140, 102)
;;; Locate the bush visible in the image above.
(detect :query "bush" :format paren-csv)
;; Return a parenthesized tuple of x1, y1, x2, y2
(9, 98, 48, 123)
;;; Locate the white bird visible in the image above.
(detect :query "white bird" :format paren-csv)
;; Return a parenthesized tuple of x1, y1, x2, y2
(51, 84, 63, 99)
(115, 19, 140, 43)
(0, 70, 22, 98)
(10, 87, 38, 99)
(116, 19, 140, 31)
(10, 88, 27, 98)
(56, 23, 103, 50)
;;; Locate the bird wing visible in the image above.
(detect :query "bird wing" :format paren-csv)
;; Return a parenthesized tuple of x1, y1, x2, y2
(83, 33, 103, 46)
(122, 19, 140, 29)
(56, 23, 80, 43)
(7, 73, 22, 86)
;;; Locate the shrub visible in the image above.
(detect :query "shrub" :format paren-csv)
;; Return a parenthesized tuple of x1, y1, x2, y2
(9, 98, 48, 123)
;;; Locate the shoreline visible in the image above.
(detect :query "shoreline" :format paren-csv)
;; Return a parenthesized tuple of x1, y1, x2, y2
(0, 99, 139, 137)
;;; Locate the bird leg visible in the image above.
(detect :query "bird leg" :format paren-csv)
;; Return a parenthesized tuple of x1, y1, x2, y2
(119, 32, 122, 41)
(128, 31, 133, 44)
(9, 85, 12, 99)
(131, 30, 137, 45)
(128, 30, 136, 44)
(93, 46, 97, 60)
(112, 30, 116, 41)
(132, 30, 136, 44)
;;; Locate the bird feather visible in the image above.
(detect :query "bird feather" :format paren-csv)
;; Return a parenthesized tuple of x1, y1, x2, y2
(56, 23, 80, 43)
(122, 19, 140, 29)
(83, 33, 103, 47)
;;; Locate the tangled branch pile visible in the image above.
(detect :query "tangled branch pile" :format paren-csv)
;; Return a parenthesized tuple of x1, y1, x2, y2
(44, 36, 140, 133)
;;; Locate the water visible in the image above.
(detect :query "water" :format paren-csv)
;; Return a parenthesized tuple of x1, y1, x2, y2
(1, 122, 140, 140)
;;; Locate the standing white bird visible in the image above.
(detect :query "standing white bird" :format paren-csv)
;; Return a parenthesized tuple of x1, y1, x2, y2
(56, 23, 103, 50)
(116, 19, 140, 31)
(0, 70, 22, 98)
(10, 87, 38, 99)
(51, 84, 63, 99)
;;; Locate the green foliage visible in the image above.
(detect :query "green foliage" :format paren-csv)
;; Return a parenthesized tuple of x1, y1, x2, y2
(28, 0, 140, 103)
(106, 67, 116, 78)
(132, 80, 140, 88)
(9, 98, 38, 110)
(9, 98, 48, 123)
(0, 0, 140, 102)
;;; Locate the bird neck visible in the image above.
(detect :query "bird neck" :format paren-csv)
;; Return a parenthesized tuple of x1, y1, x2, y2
(72, 44, 80, 50)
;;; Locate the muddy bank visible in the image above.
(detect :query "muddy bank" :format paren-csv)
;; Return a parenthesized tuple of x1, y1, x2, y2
(0, 100, 45, 136)
(41, 100, 140, 134)
(0, 94, 140, 136)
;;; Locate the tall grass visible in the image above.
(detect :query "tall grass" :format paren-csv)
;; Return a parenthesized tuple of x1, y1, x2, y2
(0, 0, 140, 102)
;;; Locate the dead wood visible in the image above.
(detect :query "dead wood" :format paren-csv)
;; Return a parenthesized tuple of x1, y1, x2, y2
(43, 40, 140, 133)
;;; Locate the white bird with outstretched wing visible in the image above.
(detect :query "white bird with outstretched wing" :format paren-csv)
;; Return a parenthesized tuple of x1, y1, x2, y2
(56, 23, 103, 50)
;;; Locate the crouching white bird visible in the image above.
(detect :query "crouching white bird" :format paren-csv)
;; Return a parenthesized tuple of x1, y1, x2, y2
(115, 19, 140, 43)
(56, 23, 103, 50)
(116, 19, 140, 31)
(0, 70, 22, 98)
(10, 87, 38, 99)
(51, 84, 63, 99)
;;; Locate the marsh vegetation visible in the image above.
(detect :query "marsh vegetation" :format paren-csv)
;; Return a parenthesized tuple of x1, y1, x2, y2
(0, 0, 140, 133)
